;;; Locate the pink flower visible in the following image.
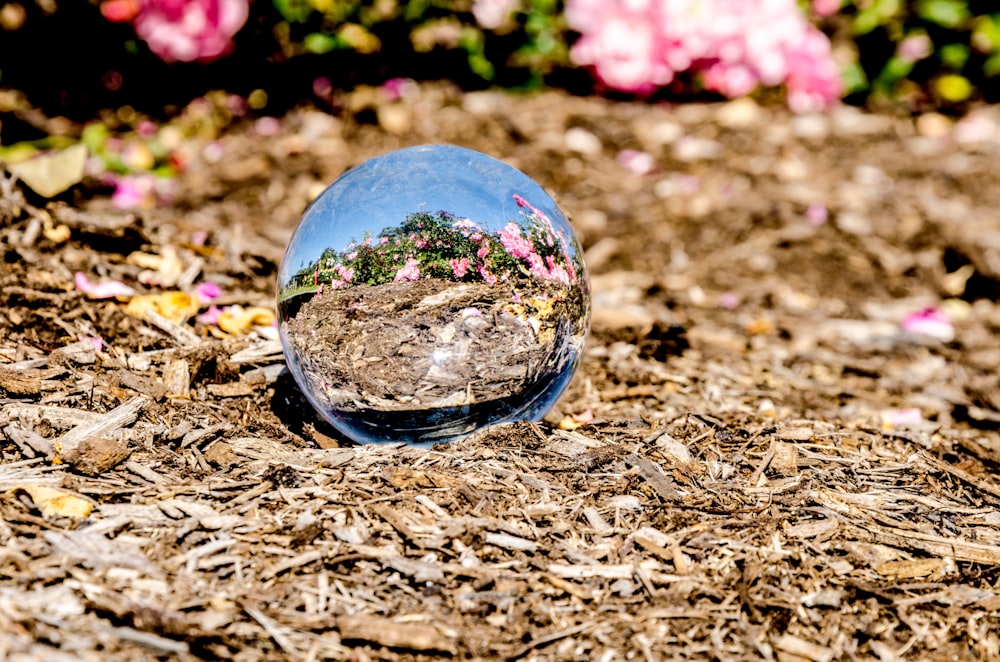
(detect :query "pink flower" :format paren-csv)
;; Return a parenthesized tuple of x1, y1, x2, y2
(901, 307, 954, 342)
(477, 245, 490, 259)
(784, 29, 843, 113)
(479, 266, 498, 286)
(499, 222, 535, 259)
(566, 0, 842, 111)
(394, 258, 421, 282)
(546, 257, 572, 285)
(415, 239, 429, 249)
(75, 272, 136, 300)
(450, 257, 471, 279)
(133, 0, 249, 63)
(567, 0, 676, 94)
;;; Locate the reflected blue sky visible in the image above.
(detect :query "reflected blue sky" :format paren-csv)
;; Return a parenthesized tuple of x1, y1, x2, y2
(278, 145, 577, 281)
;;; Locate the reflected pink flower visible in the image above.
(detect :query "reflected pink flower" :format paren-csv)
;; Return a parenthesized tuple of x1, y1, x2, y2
(134, 0, 248, 63)
(499, 222, 534, 259)
(450, 257, 471, 278)
(479, 265, 498, 285)
(394, 258, 421, 282)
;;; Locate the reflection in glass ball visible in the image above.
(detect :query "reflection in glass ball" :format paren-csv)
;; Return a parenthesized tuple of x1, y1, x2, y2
(277, 145, 590, 445)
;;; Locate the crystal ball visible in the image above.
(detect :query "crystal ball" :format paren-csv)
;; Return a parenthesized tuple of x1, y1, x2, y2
(277, 145, 590, 446)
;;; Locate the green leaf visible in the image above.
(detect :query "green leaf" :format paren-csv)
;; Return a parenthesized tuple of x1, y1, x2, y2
(304, 32, 338, 53)
(273, 0, 313, 23)
(939, 43, 970, 69)
(851, 0, 900, 35)
(984, 52, 1000, 77)
(916, 0, 970, 28)
(880, 56, 914, 84)
(841, 61, 869, 95)
(81, 123, 109, 154)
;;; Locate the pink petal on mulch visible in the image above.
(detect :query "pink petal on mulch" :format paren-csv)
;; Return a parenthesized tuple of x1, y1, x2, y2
(196, 305, 224, 325)
(193, 281, 222, 304)
(883, 408, 924, 428)
(74, 272, 136, 300)
(901, 307, 954, 342)
(616, 149, 655, 175)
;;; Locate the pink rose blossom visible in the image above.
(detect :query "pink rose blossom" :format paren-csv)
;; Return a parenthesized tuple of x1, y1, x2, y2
(133, 0, 249, 63)
(499, 222, 535, 259)
(566, 0, 842, 111)
(450, 257, 471, 279)
(479, 265, 498, 285)
(394, 258, 421, 282)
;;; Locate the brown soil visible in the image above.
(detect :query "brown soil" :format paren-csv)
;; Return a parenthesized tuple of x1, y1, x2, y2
(3, 85, 1000, 659)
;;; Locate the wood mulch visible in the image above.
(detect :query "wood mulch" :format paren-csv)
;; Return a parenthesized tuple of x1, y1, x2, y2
(3, 84, 1000, 659)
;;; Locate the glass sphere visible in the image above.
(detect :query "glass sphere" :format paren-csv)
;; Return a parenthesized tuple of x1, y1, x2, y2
(277, 145, 590, 445)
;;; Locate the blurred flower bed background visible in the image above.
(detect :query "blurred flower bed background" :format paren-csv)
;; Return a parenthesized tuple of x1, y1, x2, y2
(1, 0, 999, 209)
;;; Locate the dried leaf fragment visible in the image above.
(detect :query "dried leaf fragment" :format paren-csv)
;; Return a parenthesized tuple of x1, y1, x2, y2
(9, 144, 87, 197)
(8, 484, 94, 518)
(126, 292, 199, 324)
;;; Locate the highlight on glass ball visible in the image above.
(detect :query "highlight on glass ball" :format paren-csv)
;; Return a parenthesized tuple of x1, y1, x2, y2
(277, 145, 591, 446)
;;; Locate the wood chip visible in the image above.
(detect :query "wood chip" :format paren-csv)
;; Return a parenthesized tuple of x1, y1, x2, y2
(336, 614, 456, 654)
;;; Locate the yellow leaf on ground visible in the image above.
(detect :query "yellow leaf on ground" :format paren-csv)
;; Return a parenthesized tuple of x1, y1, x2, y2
(8, 484, 94, 518)
(218, 306, 276, 335)
(126, 292, 199, 324)
(9, 144, 88, 198)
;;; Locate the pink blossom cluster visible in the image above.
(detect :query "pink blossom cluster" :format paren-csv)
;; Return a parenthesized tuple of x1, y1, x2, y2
(565, 0, 842, 112)
(450, 257, 471, 278)
(329, 265, 355, 290)
(101, 0, 249, 63)
(394, 258, 421, 282)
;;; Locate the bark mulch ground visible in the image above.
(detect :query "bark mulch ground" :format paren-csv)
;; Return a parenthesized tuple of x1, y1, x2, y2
(3, 85, 1000, 660)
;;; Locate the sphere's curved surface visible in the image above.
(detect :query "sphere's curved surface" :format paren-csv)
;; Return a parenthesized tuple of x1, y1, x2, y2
(277, 145, 590, 445)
